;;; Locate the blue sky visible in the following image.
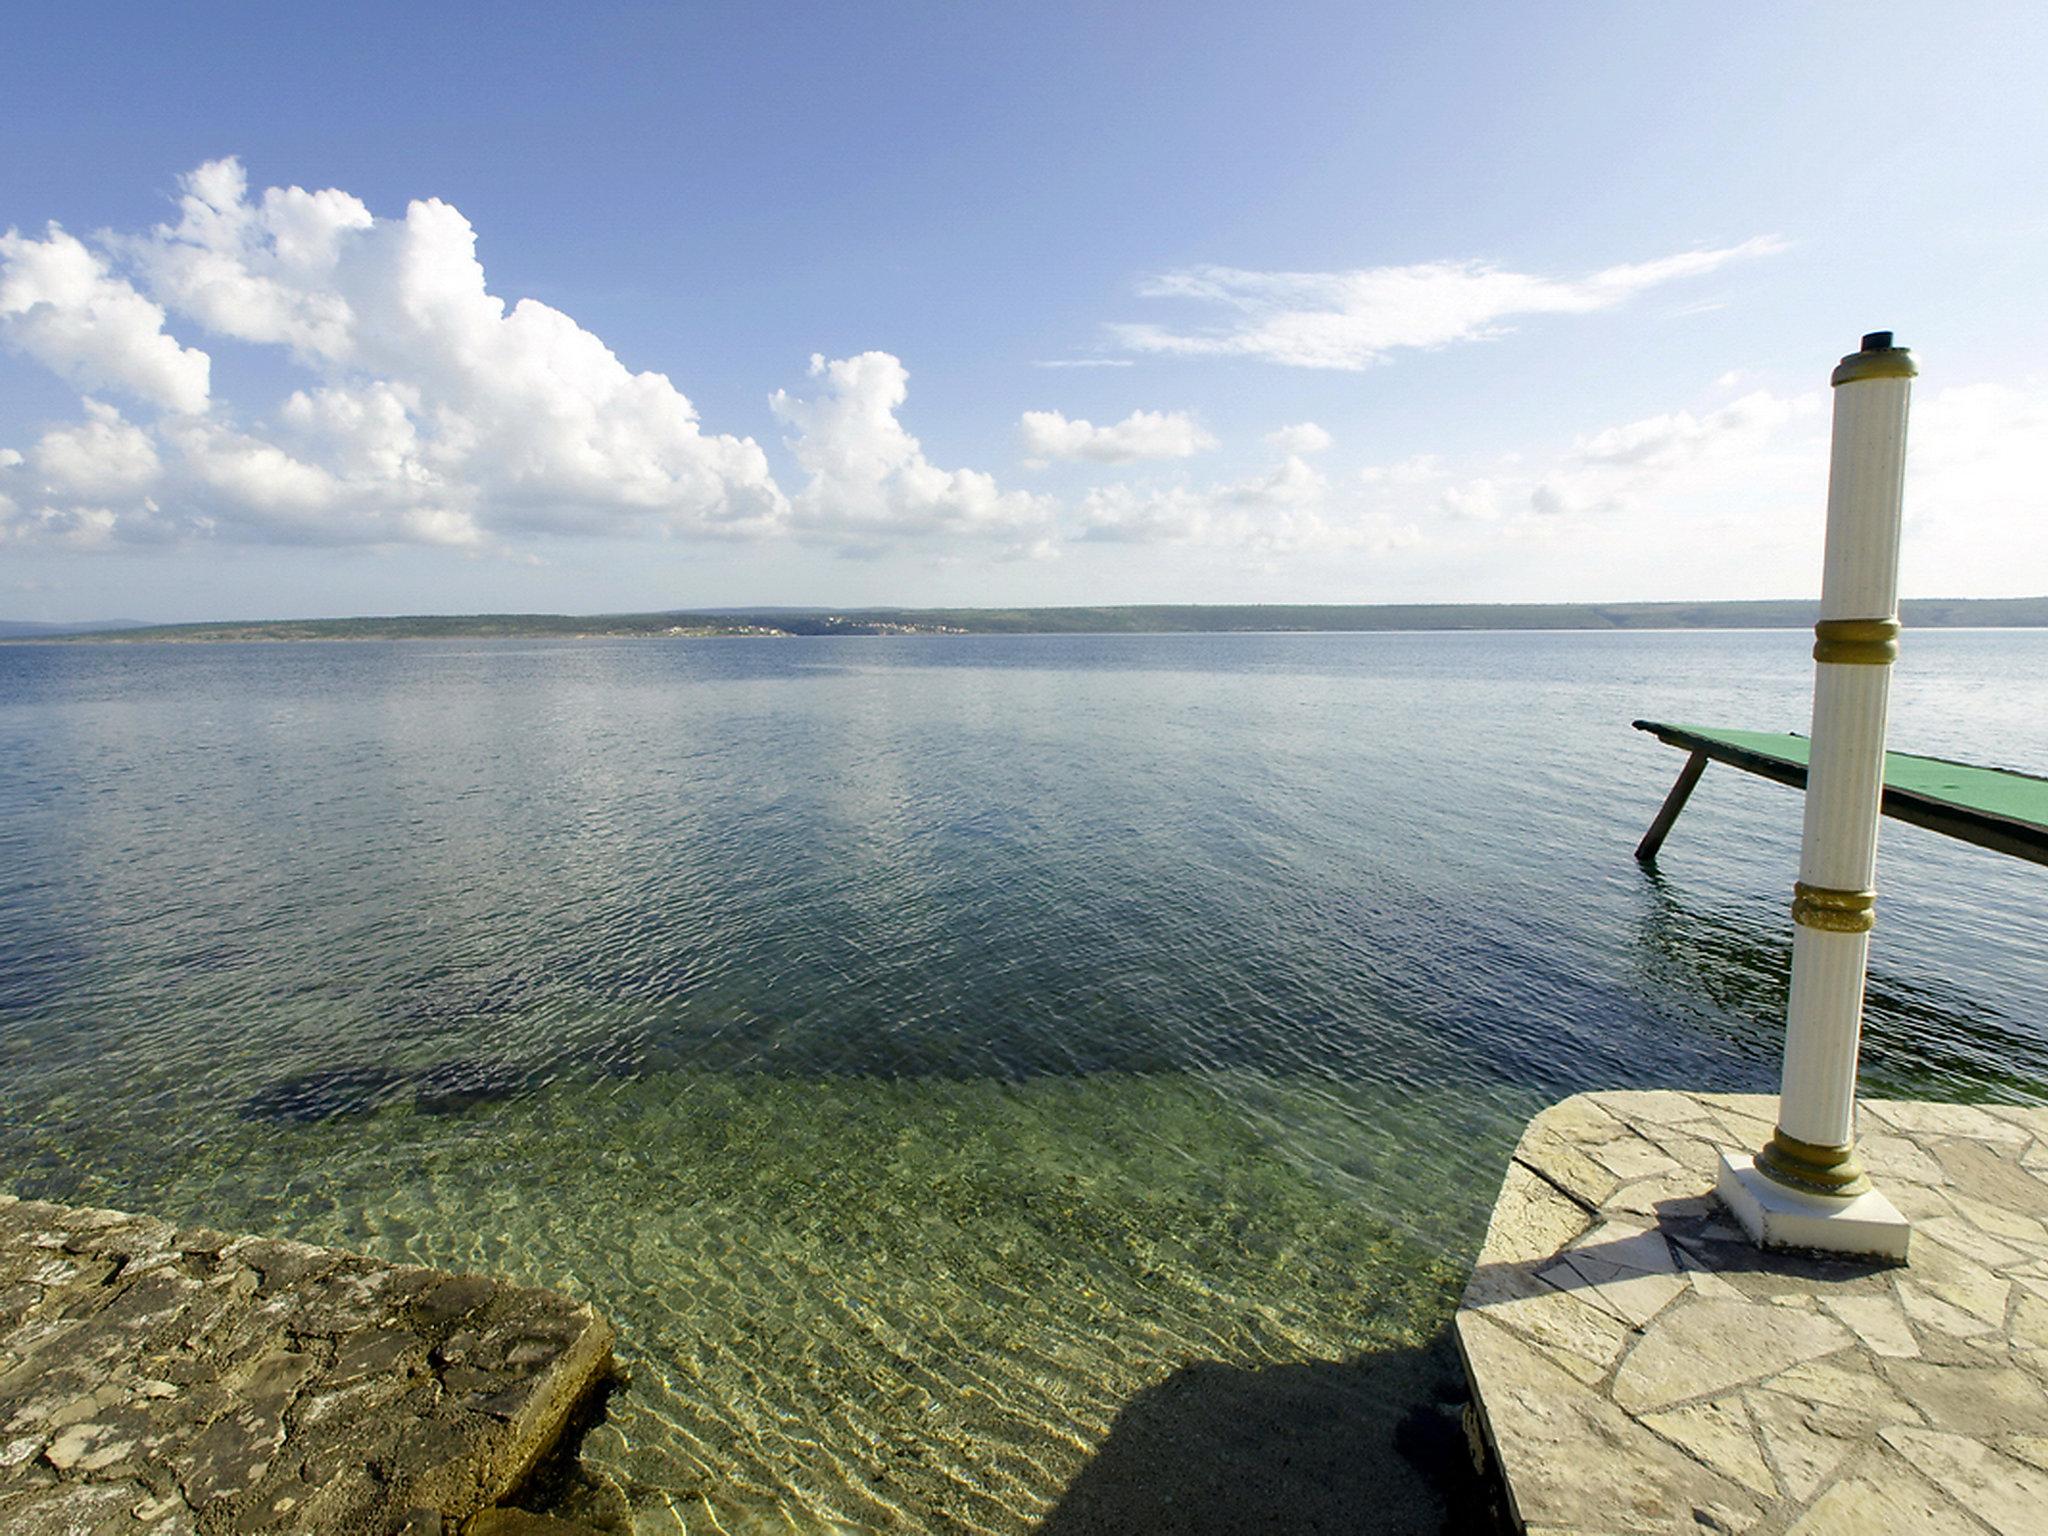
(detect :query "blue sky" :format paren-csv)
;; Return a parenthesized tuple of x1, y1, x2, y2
(2, 3, 2043, 621)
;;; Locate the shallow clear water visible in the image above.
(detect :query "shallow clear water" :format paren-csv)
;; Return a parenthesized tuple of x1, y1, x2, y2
(2, 630, 2044, 1532)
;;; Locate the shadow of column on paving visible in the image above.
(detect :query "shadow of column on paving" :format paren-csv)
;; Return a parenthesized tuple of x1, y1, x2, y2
(1035, 1327, 1504, 1536)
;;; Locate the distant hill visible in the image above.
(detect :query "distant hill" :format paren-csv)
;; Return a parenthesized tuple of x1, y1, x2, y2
(0, 618, 152, 639)
(10, 596, 2045, 644)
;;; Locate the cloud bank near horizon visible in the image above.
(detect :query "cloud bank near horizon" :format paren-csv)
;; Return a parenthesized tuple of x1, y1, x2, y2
(0, 164, 2038, 601)
(0, 159, 1417, 560)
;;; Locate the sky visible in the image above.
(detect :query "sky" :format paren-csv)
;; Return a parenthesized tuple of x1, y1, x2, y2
(1, 3, 2044, 622)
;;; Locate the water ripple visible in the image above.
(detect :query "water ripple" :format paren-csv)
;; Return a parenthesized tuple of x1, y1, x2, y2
(2, 629, 2044, 1530)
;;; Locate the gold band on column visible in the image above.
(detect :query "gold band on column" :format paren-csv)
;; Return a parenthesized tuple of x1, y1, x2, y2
(1756, 1127, 1872, 1196)
(1831, 347, 1917, 387)
(1812, 617, 1900, 665)
(1791, 882, 1876, 933)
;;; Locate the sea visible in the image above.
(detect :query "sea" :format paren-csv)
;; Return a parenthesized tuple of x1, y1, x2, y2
(2, 628, 2044, 1533)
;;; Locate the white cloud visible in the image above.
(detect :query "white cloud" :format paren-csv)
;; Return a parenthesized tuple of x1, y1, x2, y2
(1019, 407, 1215, 463)
(280, 382, 430, 488)
(29, 400, 162, 500)
(0, 226, 211, 414)
(3, 160, 2033, 603)
(772, 351, 1052, 544)
(11, 505, 121, 548)
(1264, 421, 1332, 455)
(116, 157, 372, 360)
(0, 449, 123, 548)
(3, 158, 788, 549)
(1109, 237, 1785, 370)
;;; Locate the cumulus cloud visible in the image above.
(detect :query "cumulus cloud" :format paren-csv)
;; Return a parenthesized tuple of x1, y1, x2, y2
(3, 158, 787, 548)
(1108, 237, 1785, 370)
(8, 504, 120, 547)
(29, 400, 162, 500)
(116, 157, 372, 360)
(0, 226, 211, 413)
(5, 160, 1081, 557)
(1264, 421, 1332, 455)
(1019, 407, 1215, 463)
(772, 351, 1051, 544)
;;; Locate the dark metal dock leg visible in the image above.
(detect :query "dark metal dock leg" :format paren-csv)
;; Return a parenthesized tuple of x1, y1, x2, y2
(1636, 751, 1709, 864)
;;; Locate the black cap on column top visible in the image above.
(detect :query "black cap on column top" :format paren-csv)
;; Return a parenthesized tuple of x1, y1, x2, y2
(1861, 331, 1895, 352)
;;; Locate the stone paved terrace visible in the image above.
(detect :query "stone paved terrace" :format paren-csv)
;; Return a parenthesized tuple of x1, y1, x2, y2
(0, 1195, 615, 1535)
(1458, 1091, 2048, 1536)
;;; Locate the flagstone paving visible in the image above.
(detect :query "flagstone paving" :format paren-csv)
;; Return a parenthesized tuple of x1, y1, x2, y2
(0, 1195, 615, 1535)
(1458, 1091, 2048, 1536)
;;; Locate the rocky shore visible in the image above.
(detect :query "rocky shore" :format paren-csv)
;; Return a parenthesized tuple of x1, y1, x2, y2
(0, 1195, 617, 1535)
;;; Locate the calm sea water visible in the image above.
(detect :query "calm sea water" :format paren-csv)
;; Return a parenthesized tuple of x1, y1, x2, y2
(3, 630, 2044, 1532)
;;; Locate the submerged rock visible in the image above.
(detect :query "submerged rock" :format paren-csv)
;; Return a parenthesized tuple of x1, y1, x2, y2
(415, 1058, 534, 1116)
(242, 1065, 408, 1124)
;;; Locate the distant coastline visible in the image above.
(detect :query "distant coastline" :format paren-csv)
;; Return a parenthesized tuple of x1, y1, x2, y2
(6, 596, 2047, 644)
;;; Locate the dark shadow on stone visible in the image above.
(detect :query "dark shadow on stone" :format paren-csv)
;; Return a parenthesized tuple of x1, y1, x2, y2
(1466, 1191, 1905, 1301)
(497, 1370, 634, 1533)
(1036, 1328, 1505, 1536)
(241, 1065, 408, 1124)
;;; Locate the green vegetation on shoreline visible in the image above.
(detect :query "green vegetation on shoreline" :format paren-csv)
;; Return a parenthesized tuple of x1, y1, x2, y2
(9, 595, 2048, 644)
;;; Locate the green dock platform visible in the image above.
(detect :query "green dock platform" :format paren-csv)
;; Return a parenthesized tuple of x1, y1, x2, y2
(1632, 721, 2048, 867)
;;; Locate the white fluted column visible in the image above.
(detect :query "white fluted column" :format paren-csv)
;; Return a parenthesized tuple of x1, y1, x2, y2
(1717, 332, 1916, 1261)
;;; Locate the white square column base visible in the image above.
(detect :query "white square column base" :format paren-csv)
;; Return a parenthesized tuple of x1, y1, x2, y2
(1716, 1152, 1911, 1263)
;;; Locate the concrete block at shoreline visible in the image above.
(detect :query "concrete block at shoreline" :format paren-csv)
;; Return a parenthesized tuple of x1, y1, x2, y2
(1458, 1090, 2048, 1535)
(0, 1195, 615, 1534)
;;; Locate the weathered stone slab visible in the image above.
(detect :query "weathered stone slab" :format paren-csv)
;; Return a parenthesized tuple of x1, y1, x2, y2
(1637, 1395, 1776, 1500)
(0, 1195, 615, 1536)
(1782, 1447, 1984, 1535)
(1459, 1093, 2048, 1535)
(1456, 1310, 1761, 1534)
(1878, 1425, 2048, 1535)
(1612, 1299, 1849, 1414)
(1819, 1293, 1919, 1359)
